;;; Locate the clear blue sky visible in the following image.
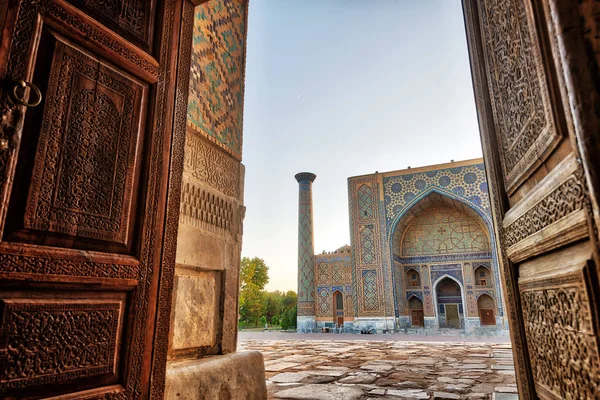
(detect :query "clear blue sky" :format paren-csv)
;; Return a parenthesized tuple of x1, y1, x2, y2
(241, 0, 483, 292)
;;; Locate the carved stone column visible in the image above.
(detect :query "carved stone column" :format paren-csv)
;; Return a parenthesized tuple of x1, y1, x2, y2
(295, 172, 317, 332)
(163, 0, 266, 398)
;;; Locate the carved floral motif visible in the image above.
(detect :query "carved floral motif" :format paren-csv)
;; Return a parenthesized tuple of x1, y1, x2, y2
(24, 39, 144, 244)
(0, 301, 121, 390)
(503, 169, 587, 248)
(184, 132, 241, 199)
(479, 0, 560, 190)
(520, 269, 600, 399)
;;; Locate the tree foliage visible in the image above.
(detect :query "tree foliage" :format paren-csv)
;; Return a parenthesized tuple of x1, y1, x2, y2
(240, 257, 269, 290)
(238, 257, 297, 329)
(239, 257, 270, 326)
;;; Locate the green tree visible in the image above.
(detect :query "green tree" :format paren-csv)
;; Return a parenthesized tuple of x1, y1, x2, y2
(240, 257, 269, 290)
(281, 309, 290, 330)
(259, 316, 267, 327)
(239, 285, 265, 326)
(264, 291, 283, 322)
(239, 257, 270, 326)
(271, 315, 279, 325)
(282, 291, 297, 310)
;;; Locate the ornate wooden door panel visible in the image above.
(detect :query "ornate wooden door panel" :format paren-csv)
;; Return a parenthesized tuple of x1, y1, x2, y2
(0, 0, 186, 398)
(464, 0, 600, 398)
(479, 308, 494, 326)
(411, 310, 424, 327)
(4, 32, 147, 252)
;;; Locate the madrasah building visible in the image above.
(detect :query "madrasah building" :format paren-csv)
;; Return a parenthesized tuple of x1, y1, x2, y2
(295, 159, 507, 334)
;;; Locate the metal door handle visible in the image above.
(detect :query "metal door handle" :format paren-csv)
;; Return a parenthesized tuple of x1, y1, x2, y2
(9, 79, 42, 107)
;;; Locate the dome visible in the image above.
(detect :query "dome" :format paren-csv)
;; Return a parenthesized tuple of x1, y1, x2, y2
(334, 245, 351, 253)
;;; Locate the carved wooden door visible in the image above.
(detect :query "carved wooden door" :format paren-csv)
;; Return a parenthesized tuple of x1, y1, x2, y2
(0, 0, 187, 398)
(479, 309, 495, 326)
(411, 310, 424, 327)
(464, 0, 600, 398)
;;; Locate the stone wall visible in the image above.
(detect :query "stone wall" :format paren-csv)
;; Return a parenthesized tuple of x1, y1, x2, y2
(164, 1, 266, 398)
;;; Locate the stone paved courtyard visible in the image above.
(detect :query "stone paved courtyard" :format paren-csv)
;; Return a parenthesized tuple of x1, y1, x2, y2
(238, 335, 518, 400)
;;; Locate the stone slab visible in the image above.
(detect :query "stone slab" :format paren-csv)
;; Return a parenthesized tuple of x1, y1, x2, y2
(171, 271, 219, 349)
(164, 351, 267, 400)
(387, 389, 429, 398)
(492, 394, 519, 400)
(273, 384, 363, 400)
(434, 392, 461, 399)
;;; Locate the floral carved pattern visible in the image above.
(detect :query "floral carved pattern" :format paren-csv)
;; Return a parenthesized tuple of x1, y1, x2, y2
(0, 301, 121, 391)
(0, 252, 140, 280)
(184, 132, 241, 199)
(520, 267, 600, 399)
(503, 170, 587, 248)
(479, 0, 559, 190)
(67, 0, 153, 45)
(24, 39, 144, 244)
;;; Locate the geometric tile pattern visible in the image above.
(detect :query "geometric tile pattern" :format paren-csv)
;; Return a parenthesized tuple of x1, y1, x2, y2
(401, 206, 490, 256)
(358, 184, 374, 219)
(383, 164, 490, 229)
(188, 0, 248, 160)
(318, 288, 331, 316)
(313, 249, 353, 321)
(362, 270, 379, 311)
(297, 176, 316, 316)
(332, 262, 343, 284)
(317, 262, 330, 285)
(360, 226, 376, 264)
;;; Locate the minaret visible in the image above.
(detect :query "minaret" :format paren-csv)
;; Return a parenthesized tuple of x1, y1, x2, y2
(295, 172, 317, 332)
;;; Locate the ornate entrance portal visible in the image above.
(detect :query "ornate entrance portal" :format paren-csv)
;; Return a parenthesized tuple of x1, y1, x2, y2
(435, 277, 464, 329)
(2, 0, 600, 399)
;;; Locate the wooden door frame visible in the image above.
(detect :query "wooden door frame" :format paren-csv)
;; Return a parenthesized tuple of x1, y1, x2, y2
(462, 1, 600, 398)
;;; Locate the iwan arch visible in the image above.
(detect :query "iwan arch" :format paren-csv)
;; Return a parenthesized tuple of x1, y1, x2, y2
(295, 159, 507, 333)
(0, 0, 599, 399)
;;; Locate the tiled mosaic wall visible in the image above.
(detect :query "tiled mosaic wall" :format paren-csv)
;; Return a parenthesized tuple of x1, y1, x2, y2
(348, 176, 390, 318)
(188, 0, 248, 161)
(401, 206, 490, 256)
(383, 163, 491, 228)
(348, 161, 504, 325)
(314, 250, 353, 324)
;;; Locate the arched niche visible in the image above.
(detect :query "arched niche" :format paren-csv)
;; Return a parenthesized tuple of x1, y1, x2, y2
(333, 290, 344, 327)
(391, 191, 491, 259)
(474, 265, 492, 286)
(408, 295, 424, 327)
(477, 294, 496, 326)
(433, 276, 465, 329)
(405, 268, 421, 288)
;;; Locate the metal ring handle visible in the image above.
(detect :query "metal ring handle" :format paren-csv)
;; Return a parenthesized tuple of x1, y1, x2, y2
(10, 80, 42, 107)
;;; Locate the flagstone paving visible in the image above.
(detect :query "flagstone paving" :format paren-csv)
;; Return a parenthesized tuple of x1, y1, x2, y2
(238, 339, 518, 400)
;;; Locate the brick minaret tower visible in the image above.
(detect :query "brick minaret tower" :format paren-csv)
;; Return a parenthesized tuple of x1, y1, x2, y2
(295, 172, 317, 332)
